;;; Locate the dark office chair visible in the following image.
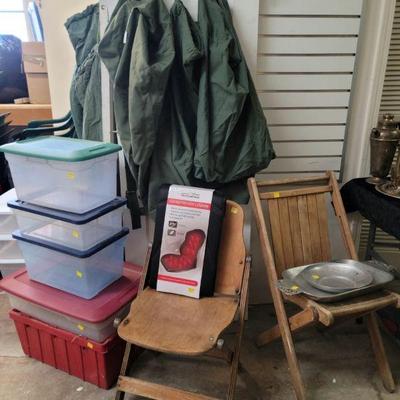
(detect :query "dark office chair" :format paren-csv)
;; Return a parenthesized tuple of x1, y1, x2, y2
(12, 111, 76, 140)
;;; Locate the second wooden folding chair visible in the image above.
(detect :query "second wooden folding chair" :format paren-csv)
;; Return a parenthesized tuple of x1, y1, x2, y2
(248, 171, 400, 400)
(114, 200, 250, 400)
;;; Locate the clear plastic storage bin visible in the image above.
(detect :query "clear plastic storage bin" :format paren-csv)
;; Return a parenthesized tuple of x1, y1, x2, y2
(13, 228, 129, 299)
(0, 265, 141, 342)
(9, 296, 130, 342)
(0, 137, 122, 214)
(8, 198, 126, 251)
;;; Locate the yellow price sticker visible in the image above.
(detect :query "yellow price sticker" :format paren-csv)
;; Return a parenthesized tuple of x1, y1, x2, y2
(72, 230, 80, 238)
(312, 274, 320, 280)
(87, 342, 94, 349)
(76, 270, 83, 279)
(290, 285, 299, 291)
(187, 287, 195, 294)
(273, 192, 280, 198)
(66, 171, 76, 180)
(77, 324, 85, 331)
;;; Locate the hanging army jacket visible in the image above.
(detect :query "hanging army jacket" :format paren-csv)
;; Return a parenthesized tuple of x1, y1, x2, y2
(99, 0, 175, 206)
(99, 0, 275, 212)
(65, 4, 103, 141)
(195, 0, 275, 184)
(149, 0, 274, 210)
(146, 0, 202, 209)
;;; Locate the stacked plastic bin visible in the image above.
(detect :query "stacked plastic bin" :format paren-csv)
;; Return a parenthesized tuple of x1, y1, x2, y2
(0, 136, 140, 388)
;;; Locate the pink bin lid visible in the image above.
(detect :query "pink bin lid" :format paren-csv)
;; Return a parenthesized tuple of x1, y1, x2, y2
(0, 263, 142, 323)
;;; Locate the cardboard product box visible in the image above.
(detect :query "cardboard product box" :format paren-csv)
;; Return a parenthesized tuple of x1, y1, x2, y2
(21, 42, 51, 104)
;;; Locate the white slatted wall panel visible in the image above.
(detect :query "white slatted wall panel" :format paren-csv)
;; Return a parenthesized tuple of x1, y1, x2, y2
(257, 0, 363, 179)
(380, 2, 400, 118)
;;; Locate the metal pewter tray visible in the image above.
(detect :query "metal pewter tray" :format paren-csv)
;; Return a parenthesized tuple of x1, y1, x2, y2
(376, 182, 400, 200)
(299, 261, 373, 293)
(278, 259, 394, 303)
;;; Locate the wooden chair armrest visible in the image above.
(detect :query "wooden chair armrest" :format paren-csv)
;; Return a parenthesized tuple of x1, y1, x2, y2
(385, 289, 400, 308)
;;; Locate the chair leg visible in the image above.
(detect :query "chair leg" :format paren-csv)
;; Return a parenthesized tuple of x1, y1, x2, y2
(227, 258, 251, 400)
(115, 343, 135, 400)
(278, 315, 307, 400)
(227, 343, 241, 400)
(366, 312, 395, 392)
(272, 292, 306, 400)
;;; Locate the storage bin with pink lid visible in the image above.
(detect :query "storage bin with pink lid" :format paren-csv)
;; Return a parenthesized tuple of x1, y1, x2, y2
(0, 263, 142, 342)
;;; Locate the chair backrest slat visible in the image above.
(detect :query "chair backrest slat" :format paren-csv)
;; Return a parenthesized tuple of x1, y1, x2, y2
(253, 174, 341, 278)
(277, 197, 295, 268)
(267, 198, 286, 275)
(214, 200, 246, 296)
(287, 196, 304, 266)
(297, 194, 314, 265)
(316, 192, 331, 261)
(307, 194, 325, 261)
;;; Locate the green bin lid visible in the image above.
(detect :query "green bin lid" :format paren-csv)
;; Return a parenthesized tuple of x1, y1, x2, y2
(0, 136, 121, 162)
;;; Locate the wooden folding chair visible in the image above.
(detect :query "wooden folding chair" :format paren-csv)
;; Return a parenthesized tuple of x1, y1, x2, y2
(248, 171, 400, 400)
(114, 200, 250, 400)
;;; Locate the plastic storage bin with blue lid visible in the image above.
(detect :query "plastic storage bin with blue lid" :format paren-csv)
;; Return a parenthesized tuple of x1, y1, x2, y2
(8, 197, 126, 251)
(0, 136, 122, 214)
(13, 228, 129, 299)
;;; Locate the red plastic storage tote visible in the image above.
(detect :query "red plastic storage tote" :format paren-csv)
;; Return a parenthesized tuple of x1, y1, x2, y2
(10, 309, 124, 389)
(0, 263, 141, 342)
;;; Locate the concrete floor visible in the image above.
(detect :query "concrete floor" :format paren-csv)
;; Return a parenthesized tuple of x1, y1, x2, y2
(1, 291, 400, 400)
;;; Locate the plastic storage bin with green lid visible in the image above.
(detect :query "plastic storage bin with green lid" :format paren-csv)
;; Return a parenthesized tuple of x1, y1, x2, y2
(0, 136, 121, 214)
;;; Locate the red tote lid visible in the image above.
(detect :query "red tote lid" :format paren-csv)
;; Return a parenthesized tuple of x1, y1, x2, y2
(0, 263, 142, 323)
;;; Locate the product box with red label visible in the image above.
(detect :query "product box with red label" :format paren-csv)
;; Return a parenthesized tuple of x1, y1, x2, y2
(153, 185, 225, 298)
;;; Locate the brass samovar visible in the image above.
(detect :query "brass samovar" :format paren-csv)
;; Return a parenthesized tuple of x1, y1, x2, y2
(367, 114, 400, 185)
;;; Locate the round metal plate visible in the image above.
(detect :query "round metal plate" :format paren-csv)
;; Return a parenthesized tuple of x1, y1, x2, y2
(300, 262, 373, 293)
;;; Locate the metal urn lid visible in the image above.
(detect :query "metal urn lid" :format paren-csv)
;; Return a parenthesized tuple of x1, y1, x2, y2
(371, 114, 400, 141)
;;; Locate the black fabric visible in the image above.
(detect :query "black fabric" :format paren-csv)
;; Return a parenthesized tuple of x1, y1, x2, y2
(0, 35, 28, 103)
(124, 158, 142, 230)
(0, 122, 18, 194)
(147, 184, 226, 297)
(340, 178, 400, 240)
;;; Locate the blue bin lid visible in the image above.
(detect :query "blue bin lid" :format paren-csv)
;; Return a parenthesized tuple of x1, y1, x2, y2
(0, 136, 121, 162)
(8, 197, 127, 225)
(13, 228, 129, 258)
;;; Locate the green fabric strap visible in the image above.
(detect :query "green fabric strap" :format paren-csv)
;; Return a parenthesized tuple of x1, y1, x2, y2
(124, 158, 142, 230)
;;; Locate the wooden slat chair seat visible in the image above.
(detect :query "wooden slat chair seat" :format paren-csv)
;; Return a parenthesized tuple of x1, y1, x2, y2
(115, 200, 250, 400)
(118, 287, 239, 356)
(248, 171, 400, 400)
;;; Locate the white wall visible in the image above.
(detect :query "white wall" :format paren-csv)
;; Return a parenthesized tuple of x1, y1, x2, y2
(39, 0, 97, 117)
